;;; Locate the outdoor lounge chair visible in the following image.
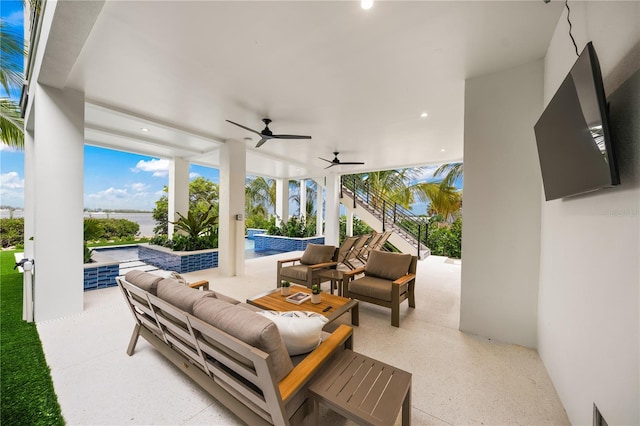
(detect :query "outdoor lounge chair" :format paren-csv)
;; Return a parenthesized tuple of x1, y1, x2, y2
(276, 243, 338, 289)
(343, 250, 417, 327)
(335, 236, 360, 269)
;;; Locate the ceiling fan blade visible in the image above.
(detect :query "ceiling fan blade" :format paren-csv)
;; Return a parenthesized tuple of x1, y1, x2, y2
(318, 157, 333, 163)
(339, 162, 365, 165)
(255, 138, 269, 148)
(324, 163, 336, 169)
(226, 120, 262, 136)
(272, 134, 312, 139)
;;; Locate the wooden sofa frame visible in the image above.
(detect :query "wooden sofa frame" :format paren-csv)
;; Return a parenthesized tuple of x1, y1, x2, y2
(117, 277, 353, 426)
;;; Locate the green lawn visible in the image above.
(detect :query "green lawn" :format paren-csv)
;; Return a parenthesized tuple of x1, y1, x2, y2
(0, 251, 65, 425)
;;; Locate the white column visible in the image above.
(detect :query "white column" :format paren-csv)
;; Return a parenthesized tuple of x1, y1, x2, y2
(219, 140, 246, 276)
(313, 178, 324, 236)
(168, 157, 190, 237)
(33, 85, 84, 321)
(324, 173, 341, 246)
(299, 179, 307, 219)
(346, 211, 354, 237)
(275, 178, 289, 226)
(23, 129, 35, 258)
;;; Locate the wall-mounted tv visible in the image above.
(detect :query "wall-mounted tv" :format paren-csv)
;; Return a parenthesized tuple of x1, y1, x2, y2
(534, 42, 619, 201)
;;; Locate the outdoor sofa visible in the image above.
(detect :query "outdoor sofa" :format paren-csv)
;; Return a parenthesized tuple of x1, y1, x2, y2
(117, 270, 353, 426)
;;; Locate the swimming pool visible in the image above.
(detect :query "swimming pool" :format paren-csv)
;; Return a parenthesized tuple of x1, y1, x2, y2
(94, 241, 286, 262)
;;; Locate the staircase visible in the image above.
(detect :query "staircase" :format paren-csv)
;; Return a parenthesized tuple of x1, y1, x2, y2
(340, 176, 430, 260)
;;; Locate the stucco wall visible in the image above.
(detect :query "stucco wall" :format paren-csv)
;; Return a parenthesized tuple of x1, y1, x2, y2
(460, 59, 544, 348)
(537, 2, 640, 425)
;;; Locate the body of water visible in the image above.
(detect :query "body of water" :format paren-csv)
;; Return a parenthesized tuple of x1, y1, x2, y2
(1, 210, 156, 237)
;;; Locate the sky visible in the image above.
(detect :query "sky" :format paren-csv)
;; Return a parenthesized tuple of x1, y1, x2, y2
(0, 1, 459, 214)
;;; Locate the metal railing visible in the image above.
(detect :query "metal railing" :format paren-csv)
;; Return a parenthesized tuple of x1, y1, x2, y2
(340, 175, 428, 258)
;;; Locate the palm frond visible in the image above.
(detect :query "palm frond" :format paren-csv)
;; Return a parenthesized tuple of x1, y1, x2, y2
(0, 98, 24, 149)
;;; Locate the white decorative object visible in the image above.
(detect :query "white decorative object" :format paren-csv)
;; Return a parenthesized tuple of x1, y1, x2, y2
(257, 311, 328, 355)
(311, 293, 321, 304)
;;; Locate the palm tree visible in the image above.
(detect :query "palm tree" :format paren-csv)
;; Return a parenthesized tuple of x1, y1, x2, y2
(0, 20, 25, 149)
(433, 162, 463, 189)
(245, 176, 276, 216)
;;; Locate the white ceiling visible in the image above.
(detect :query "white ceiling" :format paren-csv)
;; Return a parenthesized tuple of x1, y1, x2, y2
(61, 1, 563, 179)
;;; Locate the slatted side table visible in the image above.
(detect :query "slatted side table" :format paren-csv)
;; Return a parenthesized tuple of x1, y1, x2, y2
(309, 349, 412, 426)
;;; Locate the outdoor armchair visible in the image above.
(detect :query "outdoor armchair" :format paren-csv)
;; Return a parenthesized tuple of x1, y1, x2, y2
(277, 243, 338, 289)
(343, 250, 417, 327)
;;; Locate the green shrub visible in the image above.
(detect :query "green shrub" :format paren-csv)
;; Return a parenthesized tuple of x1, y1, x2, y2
(339, 215, 374, 243)
(267, 216, 316, 238)
(245, 214, 274, 231)
(97, 218, 139, 239)
(0, 218, 24, 248)
(427, 217, 462, 259)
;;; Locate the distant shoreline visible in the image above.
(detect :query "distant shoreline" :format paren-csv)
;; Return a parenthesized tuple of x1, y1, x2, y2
(1, 211, 157, 237)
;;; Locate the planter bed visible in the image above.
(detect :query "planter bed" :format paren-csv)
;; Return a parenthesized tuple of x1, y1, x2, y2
(139, 244, 218, 273)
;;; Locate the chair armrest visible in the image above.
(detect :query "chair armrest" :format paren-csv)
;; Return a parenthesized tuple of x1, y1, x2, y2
(393, 273, 416, 286)
(278, 324, 353, 402)
(188, 280, 209, 290)
(277, 256, 303, 266)
(343, 267, 365, 281)
(308, 261, 338, 270)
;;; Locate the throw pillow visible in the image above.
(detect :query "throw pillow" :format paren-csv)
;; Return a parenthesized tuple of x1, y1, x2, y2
(300, 244, 336, 265)
(365, 250, 412, 281)
(257, 310, 329, 356)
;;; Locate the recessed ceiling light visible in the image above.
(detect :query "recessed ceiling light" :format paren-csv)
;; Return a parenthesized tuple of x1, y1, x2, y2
(420, 112, 428, 118)
(140, 127, 149, 132)
(361, 0, 373, 10)
(440, 148, 446, 152)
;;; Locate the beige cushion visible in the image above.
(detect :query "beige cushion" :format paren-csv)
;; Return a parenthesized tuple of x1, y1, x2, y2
(300, 244, 335, 265)
(364, 250, 412, 281)
(156, 278, 214, 314)
(209, 291, 241, 305)
(349, 275, 406, 302)
(280, 264, 310, 282)
(193, 297, 293, 382)
(124, 270, 164, 295)
(257, 311, 328, 356)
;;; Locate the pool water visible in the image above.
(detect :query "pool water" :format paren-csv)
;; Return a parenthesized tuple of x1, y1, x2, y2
(95, 241, 285, 262)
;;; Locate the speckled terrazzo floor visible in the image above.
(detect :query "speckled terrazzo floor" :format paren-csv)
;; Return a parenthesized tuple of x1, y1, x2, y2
(37, 253, 569, 425)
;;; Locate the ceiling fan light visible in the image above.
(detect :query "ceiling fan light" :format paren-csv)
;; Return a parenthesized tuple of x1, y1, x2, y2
(361, 0, 373, 10)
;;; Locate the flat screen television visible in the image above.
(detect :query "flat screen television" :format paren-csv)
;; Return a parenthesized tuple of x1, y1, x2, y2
(534, 41, 619, 201)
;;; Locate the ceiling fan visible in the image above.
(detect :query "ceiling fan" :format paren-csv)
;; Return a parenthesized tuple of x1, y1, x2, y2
(226, 118, 312, 148)
(319, 151, 365, 169)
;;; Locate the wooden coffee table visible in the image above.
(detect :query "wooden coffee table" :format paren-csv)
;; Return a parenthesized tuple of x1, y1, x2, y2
(247, 285, 359, 327)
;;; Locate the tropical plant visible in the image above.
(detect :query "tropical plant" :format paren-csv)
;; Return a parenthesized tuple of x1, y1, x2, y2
(152, 177, 219, 235)
(83, 218, 103, 263)
(171, 204, 217, 239)
(0, 20, 25, 149)
(267, 216, 315, 238)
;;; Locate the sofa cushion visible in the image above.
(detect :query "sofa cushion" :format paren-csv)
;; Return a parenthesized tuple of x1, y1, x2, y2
(279, 264, 310, 282)
(124, 270, 164, 295)
(300, 244, 335, 265)
(156, 278, 214, 314)
(348, 276, 397, 302)
(257, 311, 328, 356)
(193, 297, 293, 382)
(364, 250, 412, 281)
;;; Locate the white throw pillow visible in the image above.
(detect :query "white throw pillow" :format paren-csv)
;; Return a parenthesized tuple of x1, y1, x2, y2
(257, 311, 328, 356)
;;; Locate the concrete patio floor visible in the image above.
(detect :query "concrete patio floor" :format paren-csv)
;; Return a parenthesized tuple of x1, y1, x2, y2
(36, 253, 569, 425)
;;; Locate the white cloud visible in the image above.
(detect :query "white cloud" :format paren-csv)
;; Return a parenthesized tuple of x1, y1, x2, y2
(0, 144, 19, 152)
(131, 158, 169, 177)
(1, 171, 24, 189)
(414, 165, 442, 181)
(87, 187, 129, 200)
(130, 182, 149, 192)
(189, 172, 200, 179)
